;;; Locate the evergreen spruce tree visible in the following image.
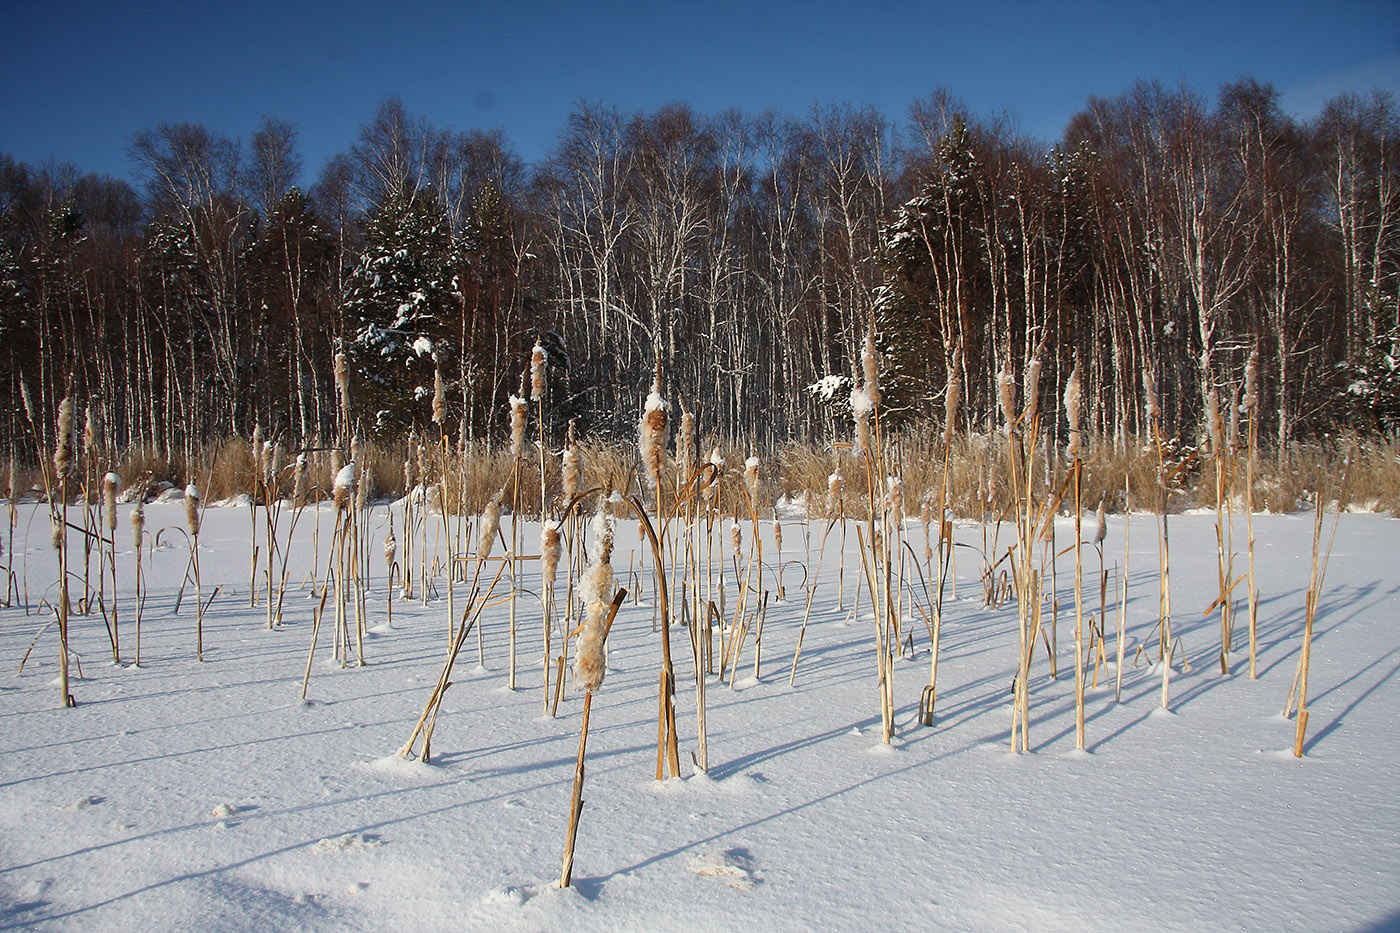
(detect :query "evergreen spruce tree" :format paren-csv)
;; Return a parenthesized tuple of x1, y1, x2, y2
(344, 185, 455, 435)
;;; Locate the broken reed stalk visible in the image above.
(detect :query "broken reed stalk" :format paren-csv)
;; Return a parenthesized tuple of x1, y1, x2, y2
(560, 587, 628, 889)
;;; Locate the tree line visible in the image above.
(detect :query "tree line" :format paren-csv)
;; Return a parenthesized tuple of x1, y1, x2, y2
(1, 79, 1396, 465)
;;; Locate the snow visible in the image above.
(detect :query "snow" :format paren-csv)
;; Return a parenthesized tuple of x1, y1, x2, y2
(1, 502, 1398, 931)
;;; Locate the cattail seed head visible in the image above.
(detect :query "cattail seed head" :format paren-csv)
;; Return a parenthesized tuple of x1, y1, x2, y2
(731, 522, 742, 559)
(887, 475, 904, 518)
(21, 382, 35, 423)
(1144, 370, 1160, 425)
(251, 425, 265, 496)
(54, 397, 73, 480)
(102, 472, 120, 533)
(1207, 386, 1224, 456)
(677, 406, 696, 479)
(335, 351, 350, 412)
(185, 484, 201, 536)
(530, 343, 548, 402)
(83, 406, 96, 458)
(774, 521, 783, 551)
(1025, 356, 1043, 428)
(50, 511, 63, 549)
(1094, 497, 1108, 546)
(294, 453, 308, 507)
(827, 470, 843, 518)
(1065, 361, 1084, 461)
(851, 388, 873, 454)
(943, 356, 962, 445)
(331, 448, 344, 484)
(862, 329, 881, 406)
(132, 500, 145, 550)
(432, 366, 446, 426)
(575, 514, 614, 694)
(509, 393, 528, 458)
(639, 384, 668, 492)
(333, 461, 356, 511)
(1242, 349, 1259, 415)
(478, 499, 501, 559)
(8, 456, 17, 502)
(384, 528, 397, 569)
(998, 358, 1017, 435)
(541, 520, 562, 590)
(744, 456, 760, 510)
(562, 442, 580, 501)
(357, 465, 372, 511)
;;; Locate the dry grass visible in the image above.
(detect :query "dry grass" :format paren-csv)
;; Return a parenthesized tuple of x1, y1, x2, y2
(10, 431, 1398, 518)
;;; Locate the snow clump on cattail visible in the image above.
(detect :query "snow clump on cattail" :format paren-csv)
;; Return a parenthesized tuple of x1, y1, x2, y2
(851, 387, 873, 454)
(333, 461, 356, 511)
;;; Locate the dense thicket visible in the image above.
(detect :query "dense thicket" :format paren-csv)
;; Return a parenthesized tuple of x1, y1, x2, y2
(2, 80, 1396, 463)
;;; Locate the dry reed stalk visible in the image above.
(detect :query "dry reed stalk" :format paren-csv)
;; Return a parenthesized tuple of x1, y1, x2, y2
(54, 397, 75, 706)
(560, 586, 628, 889)
(1243, 349, 1260, 678)
(508, 381, 530, 689)
(384, 526, 397, 631)
(1207, 385, 1234, 674)
(132, 500, 145, 665)
(102, 471, 120, 662)
(185, 482, 204, 661)
(1065, 361, 1086, 749)
(249, 426, 263, 607)
(542, 519, 563, 713)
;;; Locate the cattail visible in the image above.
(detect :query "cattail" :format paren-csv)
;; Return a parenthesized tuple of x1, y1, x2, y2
(774, 521, 783, 552)
(333, 461, 355, 511)
(887, 475, 904, 518)
(541, 520, 563, 590)
(639, 383, 668, 492)
(384, 528, 397, 569)
(851, 388, 873, 454)
(426, 483, 442, 515)
(1242, 349, 1259, 415)
(1065, 361, 1084, 461)
(998, 358, 1017, 435)
(478, 498, 501, 559)
(1144, 370, 1160, 425)
(827, 470, 843, 517)
(943, 356, 962, 445)
(21, 382, 35, 424)
(54, 397, 73, 480)
(1207, 386, 1224, 455)
(335, 351, 350, 414)
(294, 453, 308, 507)
(530, 343, 548, 402)
(509, 393, 528, 458)
(50, 512, 63, 549)
(251, 425, 265, 496)
(862, 329, 881, 407)
(331, 448, 344, 483)
(1095, 497, 1108, 547)
(8, 455, 18, 501)
(102, 472, 120, 533)
(458, 414, 469, 456)
(731, 523, 742, 561)
(704, 447, 724, 506)
(677, 405, 696, 479)
(185, 484, 201, 536)
(744, 456, 760, 510)
(1025, 356, 1043, 428)
(432, 366, 446, 426)
(132, 500, 145, 549)
(562, 443, 580, 501)
(83, 407, 96, 459)
(357, 465, 372, 512)
(575, 570, 611, 693)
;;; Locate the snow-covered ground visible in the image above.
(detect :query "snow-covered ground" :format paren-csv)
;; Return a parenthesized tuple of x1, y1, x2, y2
(1, 499, 1397, 932)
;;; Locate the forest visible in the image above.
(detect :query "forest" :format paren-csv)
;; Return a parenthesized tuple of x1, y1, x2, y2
(1, 78, 1397, 471)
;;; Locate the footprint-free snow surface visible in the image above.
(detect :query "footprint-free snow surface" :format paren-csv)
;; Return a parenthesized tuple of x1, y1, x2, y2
(1, 500, 1397, 931)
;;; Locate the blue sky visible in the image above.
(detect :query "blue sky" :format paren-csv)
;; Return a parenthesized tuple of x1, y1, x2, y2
(3, 0, 1398, 188)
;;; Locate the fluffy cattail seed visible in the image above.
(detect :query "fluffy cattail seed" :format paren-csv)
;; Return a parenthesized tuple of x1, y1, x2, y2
(998, 358, 1017, 435)
(54, 397, 73, 480)
(185, 484, 201, 536)
(478, 499, 501, 560)
(102, 472, 120, 533)
(384, 528, 397, 569)
(887, 475, 904, 518)
(530, 343, 547, 402)
(862, 329, 881, 407)
(639, 379, 668, 492)
(541, 520, 562, 590)
(332, 461, 355, 511)
(851, 388, 873, 454)
(574, 511, 614, 694)
(1025, 356, 1043, 428)
(509, 393, 528, 459)
(132, 500, 145, 550)
(1065, 361, 1084, 461)
(731, 523, 742, 560)
(1242, 349, 1259, 415)
(432, 367, 446, 426)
